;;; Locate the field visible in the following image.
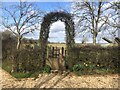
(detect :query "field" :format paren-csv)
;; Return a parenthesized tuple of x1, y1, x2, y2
(48, 43, 118, 48)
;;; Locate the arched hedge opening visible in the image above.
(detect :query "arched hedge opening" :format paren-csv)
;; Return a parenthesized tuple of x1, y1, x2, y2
(39, 11, 75, 68)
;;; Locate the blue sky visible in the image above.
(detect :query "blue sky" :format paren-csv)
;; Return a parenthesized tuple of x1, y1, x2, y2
(1, 2, 71, 42)
(34, 2, 71, 12)
(1, 2, 118, 43)
(2, 2, 71, 12)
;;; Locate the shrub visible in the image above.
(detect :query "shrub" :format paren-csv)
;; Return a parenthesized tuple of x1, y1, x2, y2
(67, 45, 119, 74)
(2, 37, 16, 61)
(42, 65, 51, 73)
(11, 48, 42, 72)
(72, 64, 84, 72)
(11, 72, 32, 78)
(11, 71, 41, 78)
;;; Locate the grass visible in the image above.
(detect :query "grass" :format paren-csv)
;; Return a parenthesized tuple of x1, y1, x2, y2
(94, 68, 116, 74)
(11, 72, 32, 78)
(11, 71, 41, 79)
(2, 60, 12, 73)
(71, 63, 117, 76)
(2, 60, 41, 79)
(2, 59, 118, 78)
(73, 68, 117, 76)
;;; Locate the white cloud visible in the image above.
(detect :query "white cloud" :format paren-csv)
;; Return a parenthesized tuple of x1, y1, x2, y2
(48, 20, 65, 42)
(24, 30, 40, 39)
(0, 26, 4, 32)
(102, 2, 111, 10)
(24, 20, 66, 42)
(50, 20, 65, 33)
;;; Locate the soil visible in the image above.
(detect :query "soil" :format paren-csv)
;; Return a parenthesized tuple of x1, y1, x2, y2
(0, 67, 119, 88)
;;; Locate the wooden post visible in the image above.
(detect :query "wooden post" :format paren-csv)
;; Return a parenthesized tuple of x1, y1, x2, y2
(55, 46, 58, 58)
(56, 47, 57, 58)
(64, 50, 67, 69)
(57, 48, 60, 70)
(47, 46, 49, 58)
(61, 47, 64, 57)
(52, 47, 54, 58)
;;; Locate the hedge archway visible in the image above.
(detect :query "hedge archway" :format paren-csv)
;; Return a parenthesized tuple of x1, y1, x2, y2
(39, 11, 75, 68)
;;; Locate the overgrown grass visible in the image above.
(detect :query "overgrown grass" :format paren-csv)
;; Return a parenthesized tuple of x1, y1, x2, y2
(71, 63, 117, 76)
(72, 68, 116, 76)
(2, 60, 12, 73)
(2, 60, 41, 79)
(2, 59, 118, 79)
(11, 71, 41, 79)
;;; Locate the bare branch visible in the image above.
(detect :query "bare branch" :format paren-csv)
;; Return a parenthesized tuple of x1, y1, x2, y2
(2, 1, 43, 49)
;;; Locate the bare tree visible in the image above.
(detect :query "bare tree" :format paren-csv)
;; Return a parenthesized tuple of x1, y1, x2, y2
(2, 1, 43, 49)
(106, 2, 120, 28)
(101, 2, 120, 43)
(72, 2, 110, 45)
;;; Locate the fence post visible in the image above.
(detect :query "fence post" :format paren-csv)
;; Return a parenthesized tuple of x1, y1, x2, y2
(54, 46, 57, 58)
(64, 50, 67, 69)
(61, 47, 64, 57)
(52, 47, 54, 58)
(47, 46, 49, 58)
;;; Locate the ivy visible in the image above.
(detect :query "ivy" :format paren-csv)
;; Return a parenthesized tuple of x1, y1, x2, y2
(39, 11, 75, 68)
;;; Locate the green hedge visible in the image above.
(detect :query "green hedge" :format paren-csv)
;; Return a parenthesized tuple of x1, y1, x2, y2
(66, 45, 119, 73)
(2, 38, 16, 61)
(3, 41, 119, 74)
(11, 48, 42, 72)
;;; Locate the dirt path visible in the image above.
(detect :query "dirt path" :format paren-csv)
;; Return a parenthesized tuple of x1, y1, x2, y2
(0, 67, 119, 88)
